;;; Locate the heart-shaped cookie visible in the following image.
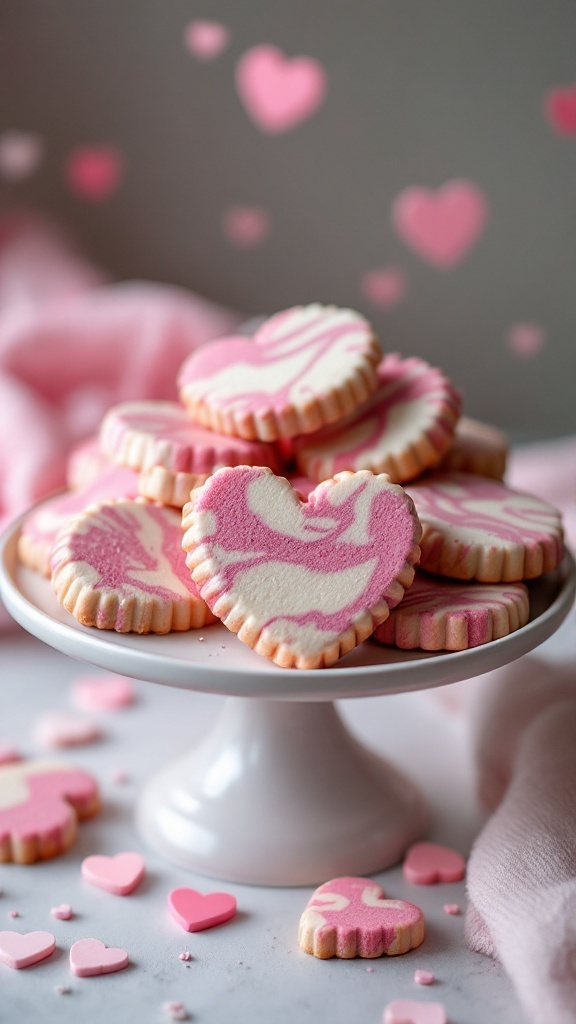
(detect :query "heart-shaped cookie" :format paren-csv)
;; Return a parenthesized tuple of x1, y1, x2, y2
(182, 466, 422, 669)
(177, 304, 381, 441)
(69, 938, 129, 977)
(403, 842, 466, 885)
(298, 876, 425, 958)
(81, 851, 145, 895)
(167, 888, 237, 932)
(0, 930, 56, 969)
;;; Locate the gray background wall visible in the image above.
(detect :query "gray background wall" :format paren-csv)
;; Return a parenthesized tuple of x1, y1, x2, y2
(1, 1, 575, 441)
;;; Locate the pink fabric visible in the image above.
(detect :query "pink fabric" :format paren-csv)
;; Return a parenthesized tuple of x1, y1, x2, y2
(0, 210, 241, 627)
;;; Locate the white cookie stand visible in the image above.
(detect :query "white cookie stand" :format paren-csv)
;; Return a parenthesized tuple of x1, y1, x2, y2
(2, 515, 574, 886)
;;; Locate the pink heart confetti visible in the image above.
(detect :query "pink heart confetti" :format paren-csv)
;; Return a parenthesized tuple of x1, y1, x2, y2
(69, 937, 129, 977)
(414, 969, 435, 985)
(71, 675, 136, 712)
(221, 205, 271, 248)
(32, 713, 102, 749)
(403, 841, 466, 885)
(0, 131, 43, 181)
(384, 998, 447, 1024)
(361, 267, 407, 309)
(65, 146, 124, 201)
(81, 852, 145, 896)
(184, 20, 229, 60)
(236, 44, 327, 134)
(392, 180, 488, 268)
(0, 930, 56, 969)
(544, 84, 576, 135)
(51, 904, 73, 921)
(506, 323, 545, 358)
(167, 887, 237, 932)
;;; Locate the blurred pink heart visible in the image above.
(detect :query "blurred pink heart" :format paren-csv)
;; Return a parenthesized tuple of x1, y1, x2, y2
(65, 146, 124, 201)
(236, 45, 327, 134)
(506, 323, 545, 358)
(403, 841, 466, 884)
(392, 180, 488, 268)
(544, 84, 576, 135)
(33, 713, 102, 749)
(0, 930, 56, 969)
(222, 206, 271, 248)
(184, 20, 229, 60)
(384, 998, 447, 1024)
(0, 131, 43, 180)
(71, 674, 136, 712)
(361, 267, 407, 309)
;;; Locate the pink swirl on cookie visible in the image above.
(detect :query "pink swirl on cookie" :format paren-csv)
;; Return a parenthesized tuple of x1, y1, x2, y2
(18, 465, 140, 576)
(374, 570, 530, 650)
(51, 498, 216, 633)
(181, 466, 421, 669)
(0, 759, 100, 864)
(298, 876, 425, 959)
(177, 304, 382, 441)
(294, 353, 461, 483)
(406, 472, 564, 581)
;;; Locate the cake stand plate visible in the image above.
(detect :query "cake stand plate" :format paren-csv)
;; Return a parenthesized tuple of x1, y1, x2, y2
(2, 517, 574, 885)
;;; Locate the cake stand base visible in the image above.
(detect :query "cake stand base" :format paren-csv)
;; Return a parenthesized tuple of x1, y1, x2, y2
(136, 697, 428, 886)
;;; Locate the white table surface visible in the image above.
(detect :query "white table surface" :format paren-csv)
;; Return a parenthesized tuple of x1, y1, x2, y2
(2, 613, 572, 1024)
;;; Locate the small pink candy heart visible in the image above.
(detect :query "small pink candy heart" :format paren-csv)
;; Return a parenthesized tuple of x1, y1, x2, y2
(69, 937, 129, 977)
(221, 205, 271, 248)
(392, 179, 488, 268)
(184, 20, 229, 60)
(167, 887, 237, 932)
(361, 267, 407, 309)
(33, 713, 101, 749)
(65, 146, 124, 201)
(81, 852, 145, 896)
(0, 930, 56, 969)
(403, 841, 466, 885)
(544, 84, 576, 135)
(51, 904, 73, 921)
(384, 998, 447, 1024)
(0, 130, 43, 181)
(236, 44, 327, 134)
(71, 675, 136, 712)
(506, 323, 545, 358)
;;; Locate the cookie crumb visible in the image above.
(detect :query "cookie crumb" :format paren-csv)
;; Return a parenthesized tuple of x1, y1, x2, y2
(414, 969, 435, 985)
(179, 951, 192, 962)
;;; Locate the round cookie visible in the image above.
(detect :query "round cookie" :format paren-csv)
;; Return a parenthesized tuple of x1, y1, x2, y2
(51, 498, 216, 633)
(298, 877, 425, 959)
(373, 570, 530, 650)
(405, 472, 564, 582)
(138, 466, 210, 509)
(177, 303, 382, 441)
(18, 465, 140, 576)
(437, 416, 508, 479)
(181, 466, 422, 669)
(294, 353, 462, 484)
(66, 435, 112, 490)
(0, 759, 100, 864)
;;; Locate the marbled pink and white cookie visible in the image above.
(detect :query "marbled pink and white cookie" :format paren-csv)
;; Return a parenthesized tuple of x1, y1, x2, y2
(0, 758, 100, 864)
(177, 304, 382, 441)
(294, 353, 461, 484)
(373, 570, 530, 650)
(18, 465, 140, 576)
(99, 399, 284, 505)
(181, 466, 421, 669)
(66, 435, 112, 490)
(405, 472, 564, 582)
(437, 416, 508, 480)
(298, 876, 425, 959)
(51, 498, 216, 633)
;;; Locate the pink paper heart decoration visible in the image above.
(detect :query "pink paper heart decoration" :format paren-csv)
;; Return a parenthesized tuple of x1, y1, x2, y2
(51, 904, 73, 921)
(69, 937, 129, 977)
(403, 841, 466, 885)
(235, 44, 327, 134)
(0, 131, 43, 181)
(392, 180, 488, 268)
(544, 84, 576, 135)
(184, 20, 229, 60)
(71, 675, 136, 712)
(167, 887, 237, 932)
(361, 267, 407, 309)
(384, 998, 447, 1024)
(506, 323, 545, 358)
(81, 852, 145, 895)
(65, 146, 124, 201)
(32, 713, 102, 749)
(221, 205, 271, 248)
(0, 930, 56, 969)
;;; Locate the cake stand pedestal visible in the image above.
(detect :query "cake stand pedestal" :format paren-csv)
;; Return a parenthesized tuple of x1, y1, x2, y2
(2, 517, 574, 885)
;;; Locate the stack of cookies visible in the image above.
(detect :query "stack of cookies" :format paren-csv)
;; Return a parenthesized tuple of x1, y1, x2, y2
(17, 304, 564, 668)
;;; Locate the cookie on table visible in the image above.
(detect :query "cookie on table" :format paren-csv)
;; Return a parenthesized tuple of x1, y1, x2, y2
(437, 416, 508, 480)
(181, 466, 422, 669)
(51, 498, 216, 633)
(294, 353, 462, 485)
(0, 758, 100, 864)
(405, 472, 564, 582)
(373, 570, 530, 651)
(298, 876, 425, 959)
(177, 303, 382, 442)
(18, 465, 140, 576)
